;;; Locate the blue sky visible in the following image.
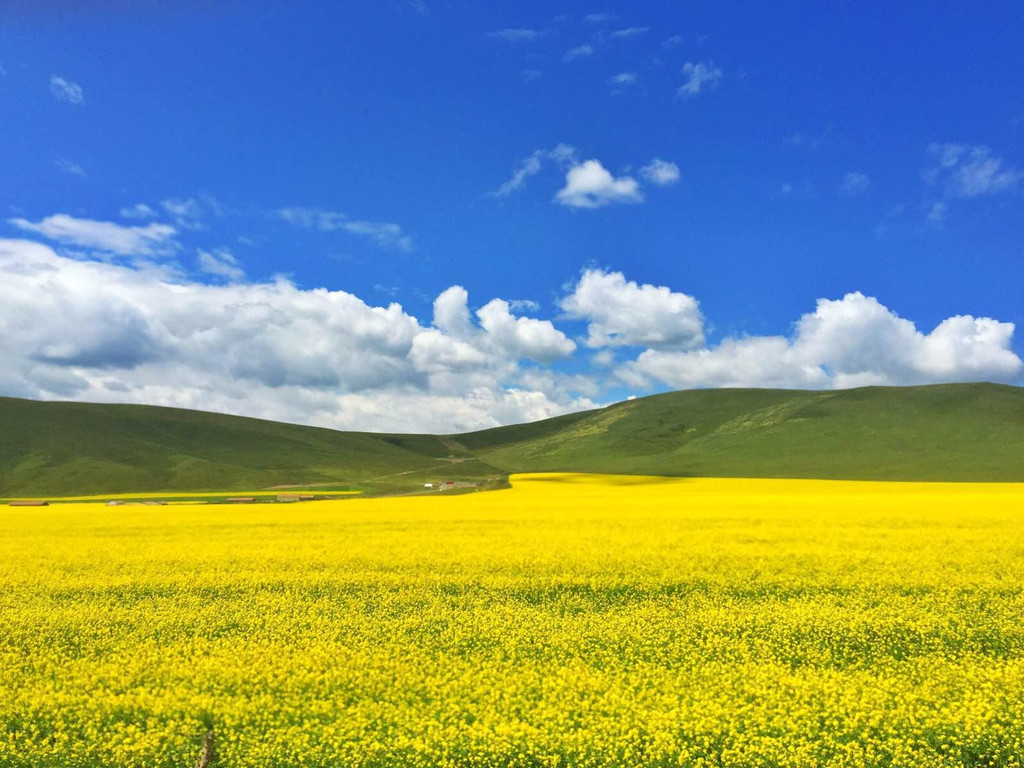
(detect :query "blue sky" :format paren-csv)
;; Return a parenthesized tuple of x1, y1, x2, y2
(1, 2, 1022, 431)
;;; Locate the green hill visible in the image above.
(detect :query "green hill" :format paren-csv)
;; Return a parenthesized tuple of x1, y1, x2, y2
(2, 383, 1023, 496)
(0, 398, 501, 497)
(466, 384, 1024, 482)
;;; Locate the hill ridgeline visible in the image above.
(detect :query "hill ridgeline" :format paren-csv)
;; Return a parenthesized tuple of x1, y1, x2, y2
(1, 383, 1022, 496)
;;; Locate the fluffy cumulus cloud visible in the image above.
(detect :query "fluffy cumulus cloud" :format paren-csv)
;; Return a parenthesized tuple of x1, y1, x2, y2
(496, 149, 678, 206)
(0, 238, 591, 433)
(555, 160, 642, 208)
(1, 233, 1019, 432)
(625, 292, 1022, 390)
(7, 214, 177, 257)
(640, 159, 681, 186)
(560, 269, 705, 350)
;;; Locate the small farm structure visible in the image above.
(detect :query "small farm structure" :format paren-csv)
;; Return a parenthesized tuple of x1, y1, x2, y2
(8, 500, 49, 507)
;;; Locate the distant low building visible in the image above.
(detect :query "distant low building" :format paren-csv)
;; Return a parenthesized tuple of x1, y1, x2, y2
(8, 500, 48, 506)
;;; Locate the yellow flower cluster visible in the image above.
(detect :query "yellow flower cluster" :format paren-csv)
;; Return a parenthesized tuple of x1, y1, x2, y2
(1, 474, 1022, 767)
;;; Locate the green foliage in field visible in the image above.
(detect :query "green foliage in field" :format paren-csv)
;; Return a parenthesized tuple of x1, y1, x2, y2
(2, 383, 1023, 496)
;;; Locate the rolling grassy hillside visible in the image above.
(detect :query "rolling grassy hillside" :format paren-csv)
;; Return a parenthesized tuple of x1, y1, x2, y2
(0, 398, 501, 497)
(467, 383, 1024, 481)
(2, 383, 1023, 496)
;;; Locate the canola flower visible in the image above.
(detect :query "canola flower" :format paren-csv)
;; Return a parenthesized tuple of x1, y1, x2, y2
(0, 473, 1023, 767)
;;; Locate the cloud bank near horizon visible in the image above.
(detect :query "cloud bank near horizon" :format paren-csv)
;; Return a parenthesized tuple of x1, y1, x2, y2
(0, 235, 1020, 433)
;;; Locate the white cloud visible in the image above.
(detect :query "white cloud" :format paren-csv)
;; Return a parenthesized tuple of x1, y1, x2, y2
(607, 72, 638, 87)
(488, 28, 538, 43)
(626, 292, 1022, 389)
(54, 159, 86, 177)
(926, 143, 1022, 198)
(583, 13, 614, 24)
(1, 238, 1019, 431)
(161, 197, 206, 230)
(640, 158, 680, 186)
(555, 160, 642, 208)
(841, 172, 871, 196)
(278, 207, 413, 252)
(678, 61, 722, 99)
(197, 248, 244, 282)
(477, 298, 576, 363)
(662, 35, 683, 48)
(8, 214, 177, 257)
(492, 144, 577, 196)
(610, 27, 649, 38)
(50, 75, 84, 105)
(560, 269, 704, 349)
(120, 204, 157, 220)
(0, 239, 593, 433)
(432, 285, 476, 338)
(340, 221, 413, 252)
(563, 44, 594, 62)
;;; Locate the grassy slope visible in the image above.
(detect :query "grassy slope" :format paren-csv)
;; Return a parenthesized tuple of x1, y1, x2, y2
(471, 383, 1024, 481)
(2, 383, 1023, 495)
(0, 398, 500, 496)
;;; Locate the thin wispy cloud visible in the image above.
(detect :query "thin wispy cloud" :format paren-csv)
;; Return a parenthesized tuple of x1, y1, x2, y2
(487, 28, 538, 43)
(278, 207, 413, 252)
(583, 13, 615, 24)
(607, 72, 638, 87)
(662, 35, 683, 48)
(162, 198, 206, 230)
(610, 27, 650, 39)
(54, 159, 86, 178)
(523, 69, 543, 83)
(492, 144, 577, 197)
(8, 214, 177, 257)
(49, 75, 84, 105)
(926, 143, 1022, 198)
(678, 61, 722, 99)
(563, 44, 594, 62)
(120, 204, 157, 220)
(197, 248, 244, 282)
(841, 172, 871, 196)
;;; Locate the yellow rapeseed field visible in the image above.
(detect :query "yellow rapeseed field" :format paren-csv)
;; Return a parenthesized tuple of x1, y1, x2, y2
(1, 473, 1023, 767)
